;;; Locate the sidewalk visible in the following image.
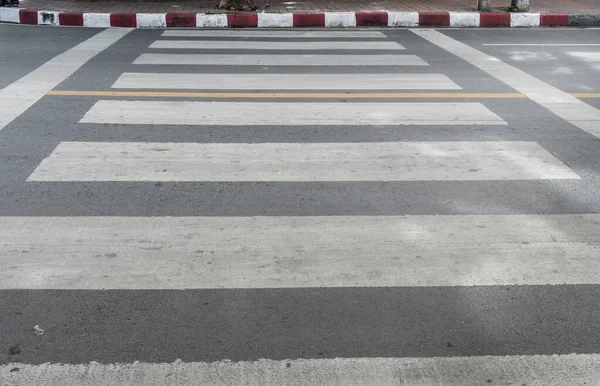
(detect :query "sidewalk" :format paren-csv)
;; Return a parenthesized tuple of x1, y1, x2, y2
(14, 0, 600, 15)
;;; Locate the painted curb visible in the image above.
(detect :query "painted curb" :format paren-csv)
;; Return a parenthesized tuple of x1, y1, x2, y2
(0, 9, 598, 28)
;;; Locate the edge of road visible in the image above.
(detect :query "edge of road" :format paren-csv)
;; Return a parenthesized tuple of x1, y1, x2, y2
(0, 8, 600, 28)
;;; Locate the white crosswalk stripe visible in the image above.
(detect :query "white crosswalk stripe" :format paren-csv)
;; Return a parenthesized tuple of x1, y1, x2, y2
(149, 40, 405, 50)
(112, 73, 458, 90)
(29, 141, 577, 182)
(133, 53, 429, 66)
(4, 354, 600, 385)
(161, 30, 388, 38)
(1, 214, 597, 289)
(80, 101, 506, 125)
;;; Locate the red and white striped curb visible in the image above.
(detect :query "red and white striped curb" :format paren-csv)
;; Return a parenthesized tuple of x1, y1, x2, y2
(0, 8, 590, 28)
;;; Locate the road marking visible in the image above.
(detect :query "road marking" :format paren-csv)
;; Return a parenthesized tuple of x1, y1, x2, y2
(150, 40, 404, 50)
(568, 52, 600, 72)
(29, 141, 576, 182)
(47, 90, 526, 99)
(1, 214, 597, 289)
(568, 51, 600, 62)
(413, 29, 600, 138)
(45, 91, 600, 99)
(112, 73, 461, 90)
(161, 30, 387, 38)
(483, 43, 600, 46)
(0, 29, 131, 132)
(80, 101, 507, 125)
(4, 354, 600, 385)
(572, 93, 600, 98)
(133, 53, 428, 66)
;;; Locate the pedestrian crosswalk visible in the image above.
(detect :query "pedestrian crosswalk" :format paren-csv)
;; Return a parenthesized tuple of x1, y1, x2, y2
(6, 29, 600, 383)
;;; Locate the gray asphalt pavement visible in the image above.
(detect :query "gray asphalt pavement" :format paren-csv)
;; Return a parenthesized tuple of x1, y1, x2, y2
(0, 25, 98, 88)
(2, 25, 600, 384)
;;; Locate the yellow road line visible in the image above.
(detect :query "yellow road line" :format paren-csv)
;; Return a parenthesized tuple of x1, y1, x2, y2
(46, 90, 600, 99)
(47, 90, 527, 99)
(571, 93, 600, 98)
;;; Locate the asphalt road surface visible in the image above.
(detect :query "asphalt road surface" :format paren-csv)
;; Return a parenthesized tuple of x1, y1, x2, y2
(2, 24, 600, 385)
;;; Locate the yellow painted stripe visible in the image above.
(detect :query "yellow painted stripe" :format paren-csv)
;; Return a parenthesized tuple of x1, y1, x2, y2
(571, 93, 600, 98)
(45, 90, 600, 99)
(47, 90, 527, 99)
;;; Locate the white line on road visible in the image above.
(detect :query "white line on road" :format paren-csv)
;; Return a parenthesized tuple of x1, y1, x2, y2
(0, 28, 131, 131)
(150, 40, 404, 50)
(112, 73, 460, 90)
(0, 214, 597, 289)
(80, 101, 507, 125)
(4, 354, 600, 385)
(28, 141, 577, 182)
(133, 53, 429, 66)
(413, 30, 600, 138)
(161, 30, 387, 38)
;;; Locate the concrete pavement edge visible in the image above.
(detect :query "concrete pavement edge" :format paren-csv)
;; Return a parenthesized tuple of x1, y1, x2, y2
(1, 8, 599, 28)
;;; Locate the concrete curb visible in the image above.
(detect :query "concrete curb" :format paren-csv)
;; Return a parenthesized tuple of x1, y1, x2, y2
(0, 8, 599, 28)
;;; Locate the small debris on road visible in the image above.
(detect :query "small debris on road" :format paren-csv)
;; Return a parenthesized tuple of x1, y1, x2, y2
(33, 325, 44, 336)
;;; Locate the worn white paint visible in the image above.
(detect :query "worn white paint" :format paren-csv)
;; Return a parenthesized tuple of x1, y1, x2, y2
(387, 11, 419, 27)
(136, 13, 166, 28)
(510, 13, 540, 27)
(412, 29, 600, 138)
(0, 29, 131, 132)
(112, 73, 460, 90)
(133, 53, 427, 66)
(324, 12, 356, 27)
(37, 11, 59, 26)
(150, 40, 403, 50)
(509, 51, 557, 62)
(82, 13, 111, 28)
(449, 12, 480, 27)
(0, 7, 20, 23)
(80, 101, 506, 126)
(28, 141, 577, 182)
(1, 213, 598, 289)
(196, 13, 228, 27)
(569, 52, 600, 71)
(552, 67, 574, 75)
(4, 355, 600, 385)
(257, 13, 293, 27)
(161, 30, 386, 38)
(568, 51, 600, 62)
